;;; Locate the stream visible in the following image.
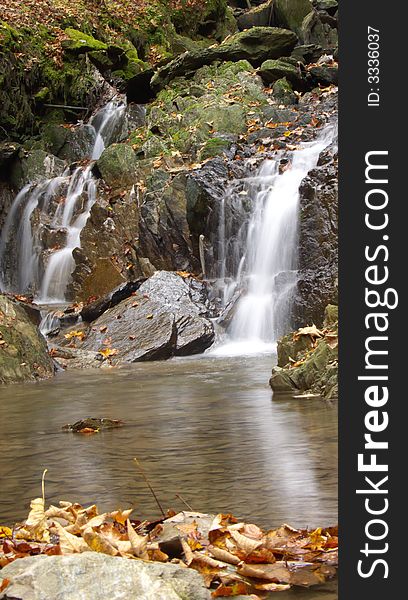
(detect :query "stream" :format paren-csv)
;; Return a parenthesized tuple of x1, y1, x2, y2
(0, 353, 337, 530)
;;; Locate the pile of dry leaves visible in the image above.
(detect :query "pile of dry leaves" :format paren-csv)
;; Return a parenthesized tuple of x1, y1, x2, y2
(0, 496, 337, 597)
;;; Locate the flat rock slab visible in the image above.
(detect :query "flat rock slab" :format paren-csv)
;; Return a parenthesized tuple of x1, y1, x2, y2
(65, 271, 215, 365)
(0, 553, 211, 600)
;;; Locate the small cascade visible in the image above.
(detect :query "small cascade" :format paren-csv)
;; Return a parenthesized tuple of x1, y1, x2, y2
(213, 125, 336, 355)
(0, 97, 126, 303)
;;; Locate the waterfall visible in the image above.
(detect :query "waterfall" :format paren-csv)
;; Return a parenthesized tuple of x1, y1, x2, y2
(213, 125, 336, 355)
(0, 97, 126, 303)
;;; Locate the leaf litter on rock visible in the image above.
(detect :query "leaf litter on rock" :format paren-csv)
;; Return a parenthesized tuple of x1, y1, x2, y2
(0, 471, 338, 598)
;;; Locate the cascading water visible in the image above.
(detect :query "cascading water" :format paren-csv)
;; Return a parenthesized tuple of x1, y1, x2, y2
(0, 97, 126, 303)
(213, 125, 336, 355)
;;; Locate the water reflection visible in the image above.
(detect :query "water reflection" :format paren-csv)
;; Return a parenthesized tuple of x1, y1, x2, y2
(0, 355, 337, 532)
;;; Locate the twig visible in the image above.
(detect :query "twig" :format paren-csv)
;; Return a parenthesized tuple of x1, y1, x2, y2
(133, 458, 165, 518)
(175, 494, 194, 511)
(41, 469, 48, 506)
(43, 104, 88, 111)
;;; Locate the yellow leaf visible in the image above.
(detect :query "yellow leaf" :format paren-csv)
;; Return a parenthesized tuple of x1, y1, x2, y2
(64, 330, 86, 342)
(0, 526, 12, 538)
(126, 519, 149, 559)
(109, 509, 133, 525)
(98, 348, 118, 358)
(19, 497, 50, 542)
(51, 521, 88, 553)
(82, 527, 118, 555)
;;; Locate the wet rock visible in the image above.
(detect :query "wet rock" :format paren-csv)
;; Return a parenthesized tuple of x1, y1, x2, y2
(295, 140, 338, 327)
(65, 271, 214, 365)
(81, 280, 145, 322)
(151, 27, 297, 91)
(270, 310, 338, 399)
(138, 271, 215, 355)
(0, 141, 21, 172)
(309, 63, 338, 85)
(42, 123, 96, 163)
(0, 295, 54, 385)
(96, 143, 138, 188)
(0, 553, 211, 600)
(10, 150, 66, 188)
(237, 0, 274, 30)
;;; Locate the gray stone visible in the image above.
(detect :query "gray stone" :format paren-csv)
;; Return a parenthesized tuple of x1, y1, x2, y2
(274, 0, 313, 36)
(139, 271, 215, 356)
(10, 150, 66, 188)
(96, 143, 138, 188)
(68, 271, 214, 365)
(237, 0, 274, 30)
(151, 27, 297, 91)
(0, 553, 210, 600)
(259, 58, 303, 87)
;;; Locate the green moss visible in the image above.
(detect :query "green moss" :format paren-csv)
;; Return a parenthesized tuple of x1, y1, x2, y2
(34, 87, 50, 102)
(198, 136, 231, 160)
(62, 28, 108, 53)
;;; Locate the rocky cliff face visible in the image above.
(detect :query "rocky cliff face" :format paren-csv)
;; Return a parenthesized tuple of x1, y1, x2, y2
(295, 124, 338, 327)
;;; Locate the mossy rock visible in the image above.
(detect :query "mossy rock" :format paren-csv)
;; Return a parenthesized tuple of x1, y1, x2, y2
(151, 27, 297, 91)
(0, 295, 54, 385)
(272, 77, 298, 105)
(96, 143, 138, 188)
(10, 150, 66, 188)
(62, 28, 108, 54)
(324, 304, 338, 326)
(274, 0, 313, 36)
(198, 137, 232, 160)
(259, 59, 302, 86)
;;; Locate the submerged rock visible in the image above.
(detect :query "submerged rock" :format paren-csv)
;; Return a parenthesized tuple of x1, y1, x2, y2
(0, 553, 210, 600)
(0, 295, 54, 385)
(62, 418, 123, 432)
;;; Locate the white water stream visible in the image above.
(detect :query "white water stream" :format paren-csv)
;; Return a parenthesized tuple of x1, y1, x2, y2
(213, 125, 336, 356)
(0, 98, 126, 303)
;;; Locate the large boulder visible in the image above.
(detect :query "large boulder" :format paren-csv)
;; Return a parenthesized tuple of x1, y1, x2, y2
(56, 272, 215, 367)
(0, 553, 210, 600)
(0, 295, 54, 385)
(96, 143, 138, 188)
(274, 0, 313, 36)
(151, 27, 297, 91)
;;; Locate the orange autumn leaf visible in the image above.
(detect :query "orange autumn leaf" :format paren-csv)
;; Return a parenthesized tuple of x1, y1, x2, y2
(98, 348, 118, 358)
(64, 330, 85, 342)
(212, 582, 252, 597)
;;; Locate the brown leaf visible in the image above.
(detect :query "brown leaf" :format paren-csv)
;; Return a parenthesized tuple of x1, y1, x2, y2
(51, 521, 88, 554)
(237, 562, 291, 583)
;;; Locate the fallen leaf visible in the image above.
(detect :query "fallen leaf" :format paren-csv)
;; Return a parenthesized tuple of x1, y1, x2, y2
(126, 519, 149, 559)
(51, 521, 88, 553)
